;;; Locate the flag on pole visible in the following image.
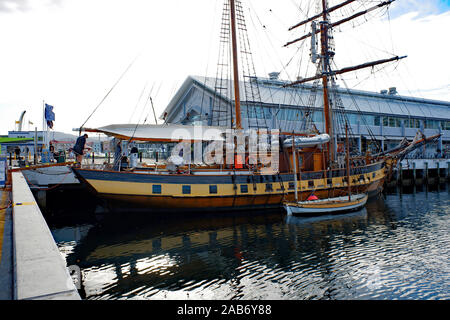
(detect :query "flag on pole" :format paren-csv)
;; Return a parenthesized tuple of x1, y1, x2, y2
(45, 103, 55, 129)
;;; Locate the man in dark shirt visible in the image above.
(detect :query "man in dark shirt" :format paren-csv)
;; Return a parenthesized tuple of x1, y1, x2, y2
(14, 146, 21, 160)
(72, 134, 88, 166)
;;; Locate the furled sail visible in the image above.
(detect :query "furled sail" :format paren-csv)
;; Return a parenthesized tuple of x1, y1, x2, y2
(80, 123, 226, 142)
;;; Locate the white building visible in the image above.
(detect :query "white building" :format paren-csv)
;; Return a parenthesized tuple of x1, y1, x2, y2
(162, 75, 450, 158)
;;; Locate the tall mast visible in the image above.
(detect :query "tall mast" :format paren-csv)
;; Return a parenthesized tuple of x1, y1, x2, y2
(284, 1, 401, 164)
(345, 123, 351, 201)
(292, 135, 298, 202)
(229, 0, 242, 129)
(320, 0, 334, 162)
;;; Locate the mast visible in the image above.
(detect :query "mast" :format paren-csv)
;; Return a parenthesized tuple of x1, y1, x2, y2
(284, 0, 401, 164)
(229, 0, 242, 129)
(320, 0, 334, 162)
(292, 135, 298, 202)
(345, 123, 351, 201)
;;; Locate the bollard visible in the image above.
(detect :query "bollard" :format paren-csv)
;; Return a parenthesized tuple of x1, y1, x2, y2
(36, 190, 47, 209)
(448, 162, 450, 181)
(425, 162, 428, 184)
(437, 162, 440, 179)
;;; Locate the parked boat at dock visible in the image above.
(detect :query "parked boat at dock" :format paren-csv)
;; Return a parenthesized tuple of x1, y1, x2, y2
(284, 193, 368, 216)
(72, 0, 440, 213)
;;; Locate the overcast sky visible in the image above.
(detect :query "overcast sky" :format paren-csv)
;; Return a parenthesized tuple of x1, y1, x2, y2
(0, 0, 449, 135)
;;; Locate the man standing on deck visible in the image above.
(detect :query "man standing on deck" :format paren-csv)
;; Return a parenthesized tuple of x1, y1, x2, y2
(72, 134, 88, 167)
(14, 146, 21, 161)
(113, 140, 122, 171)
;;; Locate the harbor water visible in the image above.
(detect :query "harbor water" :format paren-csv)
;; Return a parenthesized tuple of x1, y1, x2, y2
(47, 185, 450, 300)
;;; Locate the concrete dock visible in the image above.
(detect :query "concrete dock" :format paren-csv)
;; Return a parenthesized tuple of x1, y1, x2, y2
(0, 188, 13, 299)
(0, 172, 80, 300)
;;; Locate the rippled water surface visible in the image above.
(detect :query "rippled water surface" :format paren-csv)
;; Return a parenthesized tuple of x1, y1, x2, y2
(49, 187, 450, 300)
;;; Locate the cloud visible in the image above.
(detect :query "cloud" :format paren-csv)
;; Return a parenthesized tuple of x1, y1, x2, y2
(388, 0, 450, 19)
(0, 0, 63, 13)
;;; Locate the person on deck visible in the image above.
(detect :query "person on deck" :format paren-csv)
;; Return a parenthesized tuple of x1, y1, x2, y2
(113, 141, 122, 171)
(72, 134, 88, 166)
(14, 146, 21, 161)
(49, 143, 55, 162)
(129, 144, 139, 168)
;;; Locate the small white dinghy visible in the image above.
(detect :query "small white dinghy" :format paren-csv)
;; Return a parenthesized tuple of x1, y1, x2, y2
(283, 193, 368, 216)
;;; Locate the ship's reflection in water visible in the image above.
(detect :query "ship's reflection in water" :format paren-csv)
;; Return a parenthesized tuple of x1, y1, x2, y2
(49, 185, 450, 300)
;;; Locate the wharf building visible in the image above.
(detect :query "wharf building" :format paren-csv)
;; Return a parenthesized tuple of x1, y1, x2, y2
(162, 75, 450, 158)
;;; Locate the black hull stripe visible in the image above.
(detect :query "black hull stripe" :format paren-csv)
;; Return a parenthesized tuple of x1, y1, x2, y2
(73, 162, 383, 185)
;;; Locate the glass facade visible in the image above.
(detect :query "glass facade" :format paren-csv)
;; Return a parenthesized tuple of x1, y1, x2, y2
(242, 105, 272, 119)
(405, 118, 421, 128)
(425, 119, 440, 129)
(442, 121, 450, 131)
(238, 104, 448, 131)
(361, 115, 376, 126)
(347, 113, 358, 125)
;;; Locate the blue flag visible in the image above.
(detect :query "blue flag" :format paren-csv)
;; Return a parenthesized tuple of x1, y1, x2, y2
(45, 103, 55, 121)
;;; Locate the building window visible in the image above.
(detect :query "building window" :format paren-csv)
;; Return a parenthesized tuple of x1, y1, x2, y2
(388, 117, 396, 127)
(241, 106, 248, 119)
(265, 183, 273, 192)
(308, 180, 314, 188)
(263, 107, 272, 119)
(288, 182, 295, 190)
(442, 121, 450, 131)
(209, 185, 217, 194)
(374, 116, 381, 126)
(152, 185, 161, 194)
(347, 113, 358, 125)
(425, 120, 439, 129)
(362, 115, 375, 126)
(276, 108, 285, 120)
(182, 185, 191, 194)
(240, 184, 248, 193)
(284, 109, 294, 120)
(313, 111, 323, 123)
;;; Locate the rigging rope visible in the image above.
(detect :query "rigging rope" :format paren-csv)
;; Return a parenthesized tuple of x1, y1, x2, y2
(79, 53, 141, 134)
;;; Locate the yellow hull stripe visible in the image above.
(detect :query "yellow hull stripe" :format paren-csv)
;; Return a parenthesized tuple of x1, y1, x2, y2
(86, 168, 385, 197)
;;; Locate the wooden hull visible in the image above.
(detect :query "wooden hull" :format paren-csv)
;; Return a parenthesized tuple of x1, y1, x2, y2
(284, 194, 368, 216)
(72, 162, 385, 213)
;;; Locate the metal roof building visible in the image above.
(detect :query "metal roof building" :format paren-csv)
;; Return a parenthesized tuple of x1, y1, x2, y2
(162, 75, 450, 156)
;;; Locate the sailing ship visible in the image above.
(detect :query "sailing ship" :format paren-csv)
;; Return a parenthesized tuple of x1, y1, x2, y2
(72, 0, 440, 213)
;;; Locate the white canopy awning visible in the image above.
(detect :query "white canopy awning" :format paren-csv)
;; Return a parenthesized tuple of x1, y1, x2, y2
(81, 123, 226, 142)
